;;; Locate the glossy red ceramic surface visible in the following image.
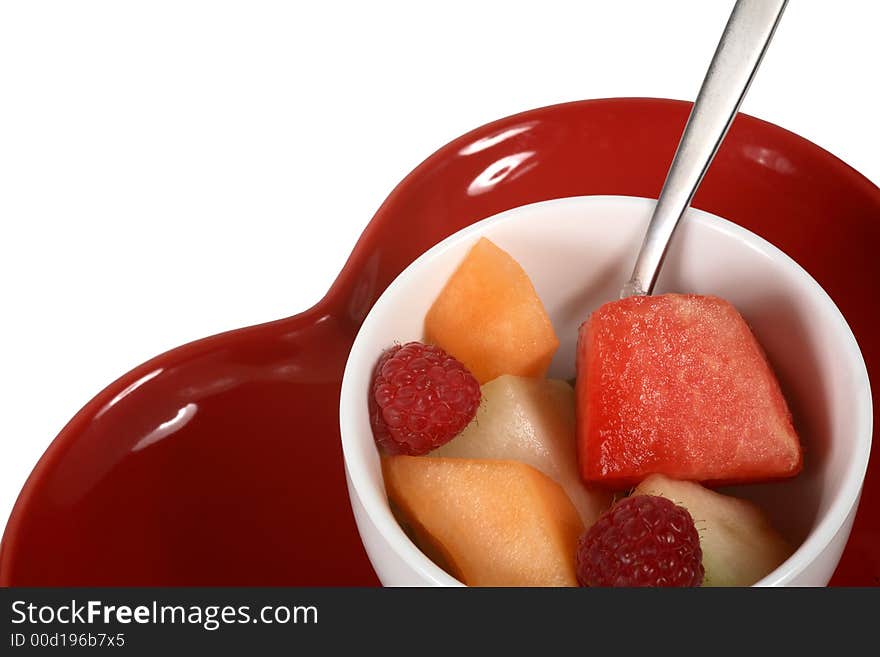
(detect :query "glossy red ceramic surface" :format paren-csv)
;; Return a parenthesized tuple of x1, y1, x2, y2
(1, 98, 877, 586)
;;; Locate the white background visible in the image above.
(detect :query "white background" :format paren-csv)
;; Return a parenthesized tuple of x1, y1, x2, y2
(1, 0, 877, 531)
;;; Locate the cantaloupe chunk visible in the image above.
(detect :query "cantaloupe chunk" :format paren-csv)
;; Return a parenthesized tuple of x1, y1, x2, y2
(424, 237, 559, 384)
(382, 455, 583, 586)
(431, 375, 612, 526)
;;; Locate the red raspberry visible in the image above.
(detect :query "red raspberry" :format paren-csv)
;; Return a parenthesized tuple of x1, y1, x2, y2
(369, 341, 481, 456)
(576, 495, 704, 587)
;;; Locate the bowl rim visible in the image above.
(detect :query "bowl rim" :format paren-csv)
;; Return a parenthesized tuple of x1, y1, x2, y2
(339, 194, 874, 587)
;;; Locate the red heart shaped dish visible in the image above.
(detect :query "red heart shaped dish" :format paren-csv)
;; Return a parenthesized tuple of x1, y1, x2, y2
(1, 98, 877, 586)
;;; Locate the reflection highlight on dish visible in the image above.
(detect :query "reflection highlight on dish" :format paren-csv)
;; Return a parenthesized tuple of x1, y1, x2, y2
(132, 402, 198, 452)
(743, 145, 796, 175)
(94, 368, 163, 419)
(467, 151, 536, 196)
(458, 122, 537, 156)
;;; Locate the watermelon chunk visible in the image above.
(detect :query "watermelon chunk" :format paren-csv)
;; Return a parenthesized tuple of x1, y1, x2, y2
(576, 294, 802, 488)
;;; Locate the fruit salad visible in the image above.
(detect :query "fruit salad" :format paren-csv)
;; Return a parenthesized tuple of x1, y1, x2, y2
(370, 236, 802, 587)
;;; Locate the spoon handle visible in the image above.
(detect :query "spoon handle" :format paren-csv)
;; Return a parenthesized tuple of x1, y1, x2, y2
(621, 0, 788, 298)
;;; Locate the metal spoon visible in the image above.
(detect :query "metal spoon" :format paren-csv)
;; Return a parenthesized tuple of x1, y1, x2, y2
(621, 0, 788, 298)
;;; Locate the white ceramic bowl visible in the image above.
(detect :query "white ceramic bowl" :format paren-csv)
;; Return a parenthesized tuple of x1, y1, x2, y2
(339, 195, 873, 587)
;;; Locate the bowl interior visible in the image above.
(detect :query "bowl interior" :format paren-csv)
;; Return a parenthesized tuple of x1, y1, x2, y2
(340, 195, 872, 586)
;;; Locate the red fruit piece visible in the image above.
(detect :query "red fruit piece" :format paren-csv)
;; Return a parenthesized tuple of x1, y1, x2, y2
(370, 341, 481, 456)
(576, 294, 802, 488)
(576, 494, 704, 587)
